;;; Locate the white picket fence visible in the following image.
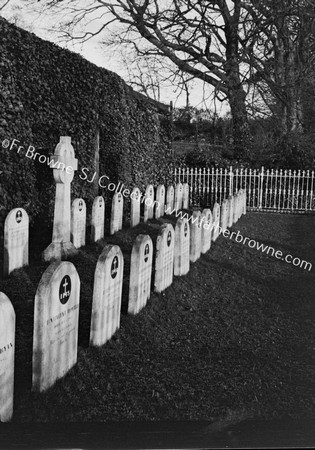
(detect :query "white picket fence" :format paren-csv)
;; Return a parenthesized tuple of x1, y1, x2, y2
(174, 166, 315, 213)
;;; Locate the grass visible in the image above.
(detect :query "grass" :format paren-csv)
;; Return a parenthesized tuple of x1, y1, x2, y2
(0, 211, 315, 423)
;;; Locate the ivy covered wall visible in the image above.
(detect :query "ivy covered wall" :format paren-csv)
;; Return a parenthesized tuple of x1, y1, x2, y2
(0, 17, 173, 233)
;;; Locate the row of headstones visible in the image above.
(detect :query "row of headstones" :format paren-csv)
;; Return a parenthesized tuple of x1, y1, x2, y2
(2, 183, 190, 277)
(0, 189, 246, 422)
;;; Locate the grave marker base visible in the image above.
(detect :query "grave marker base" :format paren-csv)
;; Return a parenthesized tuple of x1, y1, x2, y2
(42, 241, 78, 263)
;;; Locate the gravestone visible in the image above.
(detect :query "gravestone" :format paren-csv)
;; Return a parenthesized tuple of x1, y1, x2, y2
(233, 193, 239, 224)
(190, 210, 201, 262)
(174, 218, 190, 276)
(212, 203, 221, 242)
(110, 193, 123, 235)
(227, 195, 234, 228)
(165, 185, 175, 214)
(155, 185, 165, 219)
(3, 208, 29, 277)
(128, 235, 153, 315)
(43, 136, 78, 262)
(200, 209, 212, 254)
(174, 183, 183, 210)
(0, 293, 15, 422)
(182, 183, 190, 209)
(242, 189, 247, 215)
(130, 187, 141, 228)
(220, 199, 229, 232)
(71, 198, 86, 249)
(32, 261, 80, 392)
(154, 224, 175, 293)
(144, 185, 155, 222)
(91, 196, 105, 242)
(90, 245, 124, 347)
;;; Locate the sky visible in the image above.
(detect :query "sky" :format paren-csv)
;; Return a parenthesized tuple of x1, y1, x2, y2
(0, 0, 229, 115)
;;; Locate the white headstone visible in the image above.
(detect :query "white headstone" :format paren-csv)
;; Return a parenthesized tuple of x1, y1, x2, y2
(91, 196, 105, 242)
(90, 245, 123, 347)
(3, 208, 29, 277)
(212, 203, 221, 242)
(128, 235, 153, 315)
(174, 218, 190, 276)
(182, 183, 190, 209)
(227, 195, 234, 228)
(200, 209, 212, 254)
(220, 199, 229, 232)
(32, 261, 80, 392)
(190, 210, 201, 262)
(71, 198, 86, 249)
(233, 193, 239, 224)
(155, 185, 165, 219)
(174, 183, 183, 210)
(110, 193, 123, 235)
(42, 136, 78, 262)
(165, 185, 175, 215)
(130, 187, 141, 228)
(144, 185, 155, 222)
(154, 224, 175, 293)
(0, 293, 15, 422)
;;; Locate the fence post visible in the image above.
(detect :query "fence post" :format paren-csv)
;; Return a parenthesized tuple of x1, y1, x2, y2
(229, 166, 233, 196)
(259, 166, 264, 209)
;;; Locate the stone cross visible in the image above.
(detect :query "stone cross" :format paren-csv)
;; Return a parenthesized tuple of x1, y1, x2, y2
(174, 218, 190, 276)
(3, 207, 29, 277)
(42, 137, 78, 262)
(90, 245, 124, 347)
(154, 224, 174, 293)
(0, 292, 15, 422)
(32, 261, 80, 392)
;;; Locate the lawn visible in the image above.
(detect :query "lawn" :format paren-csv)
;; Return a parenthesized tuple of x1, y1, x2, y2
(1, 211, 315, 423)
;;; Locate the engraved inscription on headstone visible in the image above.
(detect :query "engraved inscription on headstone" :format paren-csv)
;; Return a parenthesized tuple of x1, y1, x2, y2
(174, 218, 190, 276)
(90, 245, 124, 347)
(0, 293, 15, 422)
(190, 210, 201, 262)
(110, 193, 123, 235)
(71, 198, 86, 249)
(32, 261, 80, 392)
(130, 187, 141, 227)
(91, 196, 105, 242)
(128, 235, 153, 315)
(155, 185, 165, 219)
(154, 224, 175, 293)
(3, 208, 29, 277)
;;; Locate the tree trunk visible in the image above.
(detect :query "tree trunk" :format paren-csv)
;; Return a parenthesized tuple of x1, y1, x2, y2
(228, 83, 251, 158)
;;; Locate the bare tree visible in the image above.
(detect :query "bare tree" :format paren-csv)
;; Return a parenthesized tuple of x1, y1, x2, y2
(25, 0, 255, 157)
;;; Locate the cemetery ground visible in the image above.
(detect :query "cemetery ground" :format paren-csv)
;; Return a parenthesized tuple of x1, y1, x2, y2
(0, 211, 314, 424)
